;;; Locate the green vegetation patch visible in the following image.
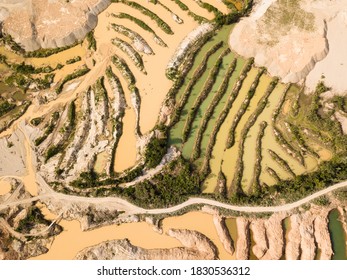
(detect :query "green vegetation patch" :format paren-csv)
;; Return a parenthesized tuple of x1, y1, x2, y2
(16, 206, 50, 234)
(144, 135, 167, 168)
(56, 67, 90, 94)
(113, 0, 174, 35)
(86, 31, 97, 51)
(0, 101, 16, 117)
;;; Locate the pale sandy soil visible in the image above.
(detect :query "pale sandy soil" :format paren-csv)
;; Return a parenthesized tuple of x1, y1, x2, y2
(91, 0, 200, 171)
(162, 211, 235, 260)
(114, 106, 138, 172)
(102, 0, 199, 134)
(306, 11, 347, 93)
(31, 206, 181, 260)
(31, 209, 236, 260)
(31, 207, 237, 260)
(28, 44, 87, 68)
(335, 111, 347, 135)
(17, 123, 39, 196)
(0, 179, 11, 195)
(1, 0, 109, 51)
(94, 151, 108, 173)
(229, 0, 347, 93)
(0, 123, 38, 197)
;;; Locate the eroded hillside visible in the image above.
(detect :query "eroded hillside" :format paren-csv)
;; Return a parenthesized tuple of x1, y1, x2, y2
(0, 0, 347, 260)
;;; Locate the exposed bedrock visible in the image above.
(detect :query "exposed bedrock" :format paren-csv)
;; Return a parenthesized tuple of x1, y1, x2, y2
(299, 211, 316, 260)
(75, 229, 218, 260)
(250, 219, 268, 259)
(285, 214, 302, 260)
(213, 214, 235, 255)
(261, 213, 286, 260)
(235, 217, 250, 260)
(0, 0, 111, 51)
(314, 209, 333, 260)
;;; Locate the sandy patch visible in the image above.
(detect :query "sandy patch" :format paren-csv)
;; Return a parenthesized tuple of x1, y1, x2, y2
(162, 211, 236, 260)
(306, 11, 347, 93)
(31, 206, 181, 260)
(229, 0, 347, 91)
(27, 44, 87, 68)
(0, 129, 27, 177)
(65, 81, 81, 92)
(0, 179, 11, 195)
(94, 1, 199, 134)
(94, 151, 108, 173)
(114, 106, 137, 172)
(335, 111, 347, 134)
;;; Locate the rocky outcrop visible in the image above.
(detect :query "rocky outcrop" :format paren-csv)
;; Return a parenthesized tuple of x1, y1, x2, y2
(110, 23, 153, 55)
(314, 209, 333, 260)
(285, 214, 301, 260)
(75, 229, 218, 260)
(229, 0, 347, 86)
(250, 219, 268, 259)
(1, 0, 111, 51)
(41, 196, 124, 231)
(166, 23, 214, 76)
(299, 211, 316, 260)
(213, 214, 234, 255)
(235, 217, 249, 260)
(51, 82, 109, 181)
(262, 213, 286, 260)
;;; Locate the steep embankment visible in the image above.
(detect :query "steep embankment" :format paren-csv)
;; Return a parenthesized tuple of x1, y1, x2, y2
(229, 0, 347, 92)
(1, 0, 111, 51)
(75, 229, 218, 260)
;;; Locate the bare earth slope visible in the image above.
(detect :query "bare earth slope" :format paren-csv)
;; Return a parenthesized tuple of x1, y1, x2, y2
(229, 0, 347, 93)
(0, 0, 110, 51)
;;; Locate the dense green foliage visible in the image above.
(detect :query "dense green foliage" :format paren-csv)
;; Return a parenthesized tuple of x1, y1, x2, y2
(102, 158, 200, 208)
(16, 206, 50, 234)
(34, 111, 60, 146)
(144, 136, 167, 168)
(132, 160, 200, 207)
(30, 117, 44, 126)
(71, 165, 144, 188)
(86, 31, 97, 51)
(66, 56, 81, 64)
(45, 144, 63, 162)
(0, 101, 16, 117)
